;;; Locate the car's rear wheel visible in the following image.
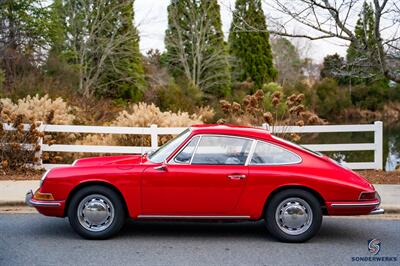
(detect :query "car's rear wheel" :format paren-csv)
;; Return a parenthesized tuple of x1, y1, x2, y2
(67, 185, 125, 239)
(265, 189, 322, 243)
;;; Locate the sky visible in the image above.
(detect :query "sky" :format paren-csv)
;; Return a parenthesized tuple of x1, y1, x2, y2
(134, 0, 349, 63)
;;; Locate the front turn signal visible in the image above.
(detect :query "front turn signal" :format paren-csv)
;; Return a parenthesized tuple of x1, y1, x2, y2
(33, 191, 55, 201)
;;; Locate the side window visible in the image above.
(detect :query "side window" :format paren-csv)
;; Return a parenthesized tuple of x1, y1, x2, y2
(173, 136, 200, 164)
(191, 136, 252, 165)
(250, 141, 301, 165)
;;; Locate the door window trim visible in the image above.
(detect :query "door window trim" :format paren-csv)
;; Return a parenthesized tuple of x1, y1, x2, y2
(248, 140, 302, 166)
(169, 134, 256, 166)
(169, 135, 201, 165)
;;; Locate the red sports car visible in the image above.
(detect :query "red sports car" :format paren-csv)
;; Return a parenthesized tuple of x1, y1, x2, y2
(26, 125, 383, 242)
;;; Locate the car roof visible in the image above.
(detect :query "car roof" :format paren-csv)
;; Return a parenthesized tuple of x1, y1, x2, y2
(190, 124, 272, 140)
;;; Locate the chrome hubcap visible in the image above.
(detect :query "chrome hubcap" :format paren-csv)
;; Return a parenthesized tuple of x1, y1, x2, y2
(275, 197, 313, 235)
(77, 194, 115, 232)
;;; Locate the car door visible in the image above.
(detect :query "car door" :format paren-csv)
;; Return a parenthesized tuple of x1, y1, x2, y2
(141, 135, 254, 216)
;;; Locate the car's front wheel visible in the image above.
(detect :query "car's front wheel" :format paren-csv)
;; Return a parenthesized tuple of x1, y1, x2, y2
(265, 189, 322, 242)
(67, 185, 126, 239)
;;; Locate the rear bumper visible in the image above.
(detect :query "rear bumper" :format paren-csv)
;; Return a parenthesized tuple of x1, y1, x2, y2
(327, 196, 384, 216)
(25, 190, 65, 217)
(369, 208, 384, 215)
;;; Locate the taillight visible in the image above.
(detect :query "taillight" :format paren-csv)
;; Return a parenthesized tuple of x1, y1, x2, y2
(359, 191, 376, 200)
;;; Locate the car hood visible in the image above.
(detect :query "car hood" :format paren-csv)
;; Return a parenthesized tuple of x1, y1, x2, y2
(73, 155, 144, 167)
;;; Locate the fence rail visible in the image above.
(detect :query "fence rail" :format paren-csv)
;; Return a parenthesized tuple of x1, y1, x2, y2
(2, 121, 383, 170)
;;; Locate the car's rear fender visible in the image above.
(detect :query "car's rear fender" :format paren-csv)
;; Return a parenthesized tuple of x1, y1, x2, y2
(261, 185, 327, 218)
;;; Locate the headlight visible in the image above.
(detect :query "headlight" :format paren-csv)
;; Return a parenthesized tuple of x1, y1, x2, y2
(40, 170, 51, 187)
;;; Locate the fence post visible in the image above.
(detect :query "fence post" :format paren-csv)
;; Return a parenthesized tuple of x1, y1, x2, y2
(374, 121, 383, 170)
(150, 124, 158, 149)
(262, 123, 270, 131)
(35, 122, 44, 169)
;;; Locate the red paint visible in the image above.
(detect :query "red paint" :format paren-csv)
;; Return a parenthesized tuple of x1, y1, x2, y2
(32, 124, 379, 219)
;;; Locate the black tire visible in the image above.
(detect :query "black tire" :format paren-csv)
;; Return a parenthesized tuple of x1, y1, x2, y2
(265, 189, 322, 243)
(67, 185, 126, 239)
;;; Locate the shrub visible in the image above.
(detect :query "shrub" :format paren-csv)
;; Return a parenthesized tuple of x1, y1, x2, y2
(0, 103, 44, 173)
(156, 81, 202, 113)
(314, 78, 351, 118)
(219, 89, 325, 141)
(351, 81, 388, 111)
(0, 94, 75, 124)
(0, 69, 4, 93)
(81, 102, 205, 148)
(261, 82, 287, 115)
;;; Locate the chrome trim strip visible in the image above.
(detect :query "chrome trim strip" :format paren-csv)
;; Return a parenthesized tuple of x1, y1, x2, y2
(189, 135, 202, 164)
(29, 199, 62, 207)
(244, 140, 257, 166)
(137, 215, 251, 219)
(169, 135, 201, 165)
(331, 202, 380, 208)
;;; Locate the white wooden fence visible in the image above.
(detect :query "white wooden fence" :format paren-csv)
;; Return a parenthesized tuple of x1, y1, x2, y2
(2, 121, 383, 170)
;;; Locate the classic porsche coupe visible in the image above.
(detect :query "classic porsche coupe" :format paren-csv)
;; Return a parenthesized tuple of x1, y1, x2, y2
(26, 124, 383, 242)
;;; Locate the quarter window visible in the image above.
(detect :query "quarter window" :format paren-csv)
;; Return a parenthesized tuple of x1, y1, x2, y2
(250, 141, 301, 165)
(191, 136, 252, 165)
(174, 136, 200, 164)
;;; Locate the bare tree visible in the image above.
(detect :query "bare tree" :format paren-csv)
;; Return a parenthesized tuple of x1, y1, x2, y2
(227, 1, 399, 82)
(261, 0, 400, 82)
(165, 0, 231, 97)
(64, 0, 144, 98)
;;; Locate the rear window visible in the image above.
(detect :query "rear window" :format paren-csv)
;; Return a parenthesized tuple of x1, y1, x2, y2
(250, 141, 302, 165)
(272, 136, 322, 157)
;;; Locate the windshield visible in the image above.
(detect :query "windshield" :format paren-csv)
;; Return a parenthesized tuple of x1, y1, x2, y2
(148, 129, 191, 163)
(272, 136, 323, 157)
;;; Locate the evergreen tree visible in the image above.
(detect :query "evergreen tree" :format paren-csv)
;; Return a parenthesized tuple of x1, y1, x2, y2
(346, 2, 382, 83)
(200, 0, 231, 98)
(0, 0, 52, 88)
(48, 0, 66, 56)
(165, 0, 231, 99)
(228, 0, 276, 89)
(98, 0, 146, 101)
(320, 53, 347, 83)
(45, 0, 70, 78)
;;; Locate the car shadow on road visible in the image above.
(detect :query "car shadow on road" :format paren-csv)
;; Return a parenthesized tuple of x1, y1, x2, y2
(119, 220, 273, 241)
(21, 215, 383, 243)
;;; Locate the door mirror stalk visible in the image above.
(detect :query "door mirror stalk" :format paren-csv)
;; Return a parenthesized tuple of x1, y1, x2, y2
(154, 161, 168, 171)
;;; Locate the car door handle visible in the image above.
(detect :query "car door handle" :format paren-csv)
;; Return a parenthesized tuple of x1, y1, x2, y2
(228, 174, 246, 180)
(154, 165, 167, 171)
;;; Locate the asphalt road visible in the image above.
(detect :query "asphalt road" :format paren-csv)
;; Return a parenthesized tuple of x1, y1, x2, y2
(0, 214, 399, 266)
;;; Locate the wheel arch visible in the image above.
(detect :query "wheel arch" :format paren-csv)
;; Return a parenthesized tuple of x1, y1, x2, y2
(64, 181, 129, 217)
(262, 185, 327, 217)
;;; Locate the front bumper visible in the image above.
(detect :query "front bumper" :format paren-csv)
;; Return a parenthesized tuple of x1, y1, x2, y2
(25, 190, 62, 207)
